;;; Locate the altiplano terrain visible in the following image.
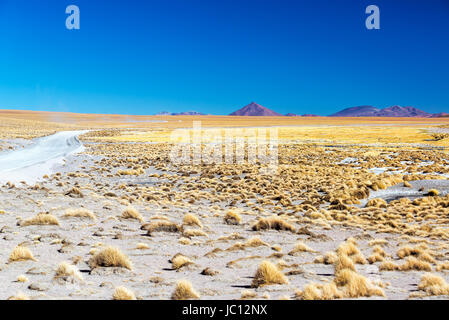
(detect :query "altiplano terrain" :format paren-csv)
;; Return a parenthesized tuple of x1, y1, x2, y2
(2, 110, 449, 300)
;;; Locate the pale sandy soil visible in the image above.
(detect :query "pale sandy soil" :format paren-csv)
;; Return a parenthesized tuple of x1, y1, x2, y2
(2, 118, 449, 300)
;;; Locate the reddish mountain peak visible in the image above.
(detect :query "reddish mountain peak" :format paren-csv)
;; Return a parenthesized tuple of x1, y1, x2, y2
(229, 102, 283, 116)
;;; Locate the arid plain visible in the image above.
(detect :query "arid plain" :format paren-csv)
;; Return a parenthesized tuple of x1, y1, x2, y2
(2, 110, 449, 300)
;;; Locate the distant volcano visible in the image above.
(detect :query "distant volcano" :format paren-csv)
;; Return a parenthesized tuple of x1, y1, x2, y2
(330, 105, 436, 117)
(229, 102, 283, 116)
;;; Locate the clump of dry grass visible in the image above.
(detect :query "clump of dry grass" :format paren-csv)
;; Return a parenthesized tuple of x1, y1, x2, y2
(16, 275, 28, 283)
(379, 260, 400, 271)
(334, 254, 356, 273)
(113, 286, 136, 300)
(336, 241, 367, 265)
(142, 220, 182, 235)
(240, 290, 257, 300)
(314, 252, 338, 265)
(54, 261, 83, 283)
(9, 246, 36, 262)
(183, 228, 207, 237)
(21, 213, 60, 226)
(65, 187, 84, 198)
(122, 206, 144, 223)
(369, 239, 388, 247)
(417, 273, 449, 296)
(334, 269, 385, 298)
(365, 198, 387, 208)
(399, 257, 432, 271)
(251, 260, 289, 288)
(88, 246, 132, 270)
(136, 243, 150, 250)
(224, 210, 242, 225)
(301, 282, 343, 300)
(63, 208, 96, 220)
(396, 245, 435, 263)
(171, 253, 194, 270)
(7, 292, 30, 300)
(183, 213, 202, 228)
(436, 261, 449, 271)
(288, 241, 315, 255)
(426, 189, 439, 196)
(252, 216, 296, 232)
(246, 237, 269, 247)
(171, 280, 200, 300)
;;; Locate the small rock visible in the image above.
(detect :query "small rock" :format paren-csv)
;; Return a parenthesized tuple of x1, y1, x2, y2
(28, 282, 49, 291)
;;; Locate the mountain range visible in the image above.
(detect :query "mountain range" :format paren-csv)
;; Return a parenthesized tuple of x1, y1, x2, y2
(155, 103, 446, 118)
(329, 105, 446, 118)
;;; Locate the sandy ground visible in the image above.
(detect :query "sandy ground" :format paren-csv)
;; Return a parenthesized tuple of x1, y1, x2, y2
(2, 123, 449, 300)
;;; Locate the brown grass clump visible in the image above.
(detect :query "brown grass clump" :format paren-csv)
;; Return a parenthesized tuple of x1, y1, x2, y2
(21, 213, 60, 226)
(183, 228, 207, 237)
(369, 239, 388, 246)
(399, 257, 432, 271)
(246, 237, 269, 247)
(417, 273, 449, 296)
(301, 282, 343, 300)
(171, 254, 194, 270)
(314, 252, 338, 265)
(426, 189, 439, 196)
(122, 206, 144, 223)
(7, 292, 30, 300)
(224, 210, 242, 225)
(336, 241, 367, 265)
(365, 198, 387, 208)
(436, 261, 449, 271)
(241, 290, 257, 300)
(88, 246, 133, 270)
(252, 216, 296, 233)
(334, 254, 356, 273)
(142, 220, 182, 235)
(54, 261, 83, 283)
(171, 280, 200, 300)
(113, 286, 136, 300)
(136, 243, 150, 250)
(251, 260, 289, 288)
(65, 187, 84, 198)
(9, 246, 36, 262)
(16, 275, 28, 283)
(183, 213, 202, 228)
(334, 269, 385, 298)
(63, 208, 96, 220)
(288, 241, 316, 255)
(379, 260, 400, 271)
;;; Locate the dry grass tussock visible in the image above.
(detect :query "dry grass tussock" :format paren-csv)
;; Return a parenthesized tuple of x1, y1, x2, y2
(54, 261, 83, 283)
(122, 206, 144, 222)
(416, 273, 449, 296)
(334, 269, 385, 298)
(171, 280, 200, 300)
(21, 213, 60, 226)
(63, 208, 96, 220)
(113, 286, 136, 300)
(183, 213, 202, 228)
(88, 246, 132, 270)
(142, 220, 182, 235)
(288, 241, 316, 255)
(251, 260, 288, 288)
(7, 292, 30, 300)
(9, 246, 36, 262)
(171, 253, 194, 270)
(301, 282, 343, 300)
(252, 216, 296, 232)
(224, 210, 242, 225)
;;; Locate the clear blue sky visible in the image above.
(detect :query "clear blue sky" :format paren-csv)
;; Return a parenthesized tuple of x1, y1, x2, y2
(0, 0, 448, 115)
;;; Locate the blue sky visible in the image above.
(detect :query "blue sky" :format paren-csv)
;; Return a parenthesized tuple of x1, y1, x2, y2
(0, 0, 448, 115)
